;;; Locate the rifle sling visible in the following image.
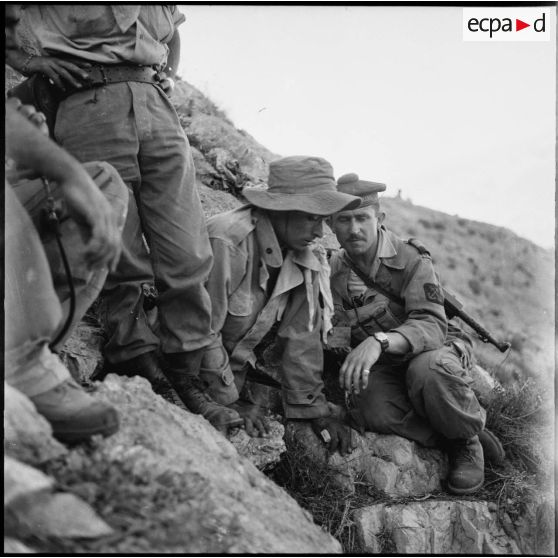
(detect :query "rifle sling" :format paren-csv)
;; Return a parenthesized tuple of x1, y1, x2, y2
(342, 253, 405, 307)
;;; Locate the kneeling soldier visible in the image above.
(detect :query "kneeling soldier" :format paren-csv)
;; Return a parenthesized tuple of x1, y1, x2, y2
(327, 173, 504, 494)
(198, 156, 361, 440)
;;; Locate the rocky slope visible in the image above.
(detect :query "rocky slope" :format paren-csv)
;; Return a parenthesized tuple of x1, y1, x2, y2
(4, 75, 555, 554)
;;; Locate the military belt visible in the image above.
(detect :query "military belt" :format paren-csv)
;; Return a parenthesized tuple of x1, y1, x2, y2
(61, 63, 160, 98)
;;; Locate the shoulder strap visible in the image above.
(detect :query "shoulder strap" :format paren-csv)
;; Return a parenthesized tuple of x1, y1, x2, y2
(405, 237, 431, 257)
(342, 253, 405, 307)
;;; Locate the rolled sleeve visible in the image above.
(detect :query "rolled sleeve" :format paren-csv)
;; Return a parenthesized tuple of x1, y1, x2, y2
(170, 5, 186, 28)
(391, 257, 447, 355)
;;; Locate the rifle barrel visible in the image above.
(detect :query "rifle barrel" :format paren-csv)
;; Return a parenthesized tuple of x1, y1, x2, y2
(454, 309, 511, 353)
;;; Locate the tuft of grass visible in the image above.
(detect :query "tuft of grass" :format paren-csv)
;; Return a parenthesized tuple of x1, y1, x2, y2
(480, 379, 553, 528)
(266, 436, 378, 553)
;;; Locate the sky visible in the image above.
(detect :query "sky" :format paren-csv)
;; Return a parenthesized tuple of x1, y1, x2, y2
(177, 5, 556, 249)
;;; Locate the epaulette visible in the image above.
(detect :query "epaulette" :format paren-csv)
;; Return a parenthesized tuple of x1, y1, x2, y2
(405, 237, 431, 257)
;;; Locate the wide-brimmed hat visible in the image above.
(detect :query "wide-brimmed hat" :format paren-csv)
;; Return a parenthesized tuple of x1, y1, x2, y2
(242, 156, 361, 216)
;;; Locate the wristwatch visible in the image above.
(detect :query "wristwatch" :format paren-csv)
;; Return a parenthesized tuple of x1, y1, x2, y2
(373, 332, 390, 353)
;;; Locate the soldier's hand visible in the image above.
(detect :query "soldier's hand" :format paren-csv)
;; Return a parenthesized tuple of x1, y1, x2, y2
(156, 71, 175, 96)
(6, 97, 49, 136)
(311, 416, 356, 456)
(59, 168, 122, 271)
(339, 337, 382, 394)
(26, 56, 91, 90)
(231, 401, 271, 438)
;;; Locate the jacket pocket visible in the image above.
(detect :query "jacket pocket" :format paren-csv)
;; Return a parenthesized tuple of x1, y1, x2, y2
(359, 301, 404, 333)
(228, 288, 252, 316)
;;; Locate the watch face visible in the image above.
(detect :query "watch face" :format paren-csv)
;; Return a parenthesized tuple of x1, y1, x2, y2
(374, 332, 389, 351)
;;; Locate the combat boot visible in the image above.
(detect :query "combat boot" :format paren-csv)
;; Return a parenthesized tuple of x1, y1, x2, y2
(163, 351, 243, 432)
(447, 435, 485, 495)
(95, 351, 174, 398)
(30, 378, 119, 443)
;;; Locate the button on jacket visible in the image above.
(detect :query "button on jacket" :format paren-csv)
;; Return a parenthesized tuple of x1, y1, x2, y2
(202, 205, 332, 420)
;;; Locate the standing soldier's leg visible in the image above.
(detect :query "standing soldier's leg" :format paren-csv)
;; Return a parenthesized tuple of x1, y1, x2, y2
(135, 84, 239, 427)
(54, 85, 163, 382)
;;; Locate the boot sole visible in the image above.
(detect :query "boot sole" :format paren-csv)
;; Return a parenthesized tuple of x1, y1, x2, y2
(50, 412, 119, 444)
(447, 477, 484, 495)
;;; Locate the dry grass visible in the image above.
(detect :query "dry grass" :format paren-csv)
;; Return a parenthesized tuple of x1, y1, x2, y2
(266, 436, 383, 553)
(480, 378, 553, 526)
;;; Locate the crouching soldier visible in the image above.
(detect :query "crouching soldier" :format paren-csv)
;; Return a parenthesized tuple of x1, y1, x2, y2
(326, 173, 504, 495)
(5, 96, 128, 442)
(195, 156, 361, 438)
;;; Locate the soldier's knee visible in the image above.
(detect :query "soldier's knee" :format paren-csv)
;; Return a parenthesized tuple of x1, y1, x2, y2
(358, 397, 407, 434)
(407, 350, 440, 389)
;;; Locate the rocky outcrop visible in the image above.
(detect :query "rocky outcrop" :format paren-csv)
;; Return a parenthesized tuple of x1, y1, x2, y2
(4, 456, 112, 546)
(353, 499, 521, 554)
(86, 374, 334, 553)
(285, 421, 448, 498)
(4, 377, 338, 553)
(172, 80, 278, 194)
(4, 383, 67, 465)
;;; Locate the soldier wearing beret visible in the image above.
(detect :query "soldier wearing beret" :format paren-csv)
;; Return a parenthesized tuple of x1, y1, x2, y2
(197, 156, 361, 446)
(326, 173, 504, 495)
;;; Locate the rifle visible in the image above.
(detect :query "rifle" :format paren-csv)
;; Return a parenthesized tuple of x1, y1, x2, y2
(343, 253, 511, 354)
(442, 289, 511, 353)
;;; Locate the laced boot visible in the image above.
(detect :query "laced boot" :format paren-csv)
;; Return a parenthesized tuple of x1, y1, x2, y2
(163, 351, 243, 432)
(96, 351, 174, 399)
(447, 435, 485, 495)
(30, 378, 119, 443)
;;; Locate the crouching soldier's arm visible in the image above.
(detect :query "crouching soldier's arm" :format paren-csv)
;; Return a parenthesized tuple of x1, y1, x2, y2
(5, 101, 122, 271)
(279, 281, 356, 455)
(340, 250, 447, 394)
(203, 235, 270, 437)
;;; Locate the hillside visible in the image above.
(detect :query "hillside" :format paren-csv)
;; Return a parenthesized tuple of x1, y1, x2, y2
(172, 78, 554, 388)
(5, 74, 554, 554)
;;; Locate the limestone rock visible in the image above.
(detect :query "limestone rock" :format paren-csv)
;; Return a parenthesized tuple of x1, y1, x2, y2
(185, 113, 277, 185)
(18, 493, 113, 539)
(85, 374, 341, 554)
(4, 456, 53, 507)
(353, 499, 521, 554)
(228, 419, 286, 470)
(4, 384, 67, 464)
(59, 319, 104, 383)
(4, 537, 35, 553)
(285, 422, 447, 497)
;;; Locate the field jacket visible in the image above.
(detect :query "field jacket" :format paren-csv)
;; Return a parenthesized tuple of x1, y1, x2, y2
(329, 227, 450, 357)
(204, 205, 332, 419)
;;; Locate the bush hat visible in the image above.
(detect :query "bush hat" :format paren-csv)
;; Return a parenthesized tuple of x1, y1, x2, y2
(243, 156, 361, 216)
(336, 173, 386, 209)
